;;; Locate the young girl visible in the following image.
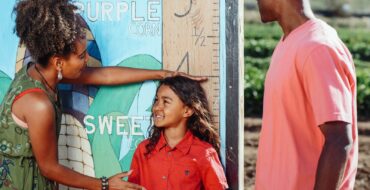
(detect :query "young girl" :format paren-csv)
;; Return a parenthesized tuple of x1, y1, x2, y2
(128, 76, 228, 190)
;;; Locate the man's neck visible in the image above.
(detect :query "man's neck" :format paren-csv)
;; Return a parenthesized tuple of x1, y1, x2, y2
(278, 1, 315, 39)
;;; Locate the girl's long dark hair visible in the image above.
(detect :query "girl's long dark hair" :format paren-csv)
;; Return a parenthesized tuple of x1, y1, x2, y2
(145, 76, 221, 155)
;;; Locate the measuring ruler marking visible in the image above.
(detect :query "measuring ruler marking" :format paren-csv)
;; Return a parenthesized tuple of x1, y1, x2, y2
(163, 0, 220, 129)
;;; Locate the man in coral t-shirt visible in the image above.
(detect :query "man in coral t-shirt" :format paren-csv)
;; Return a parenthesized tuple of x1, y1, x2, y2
(254, 0, 358, 190)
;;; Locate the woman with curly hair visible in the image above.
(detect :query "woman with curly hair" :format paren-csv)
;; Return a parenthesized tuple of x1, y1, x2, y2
(128, 76, 228, 190)
(0, 0, 203, 189)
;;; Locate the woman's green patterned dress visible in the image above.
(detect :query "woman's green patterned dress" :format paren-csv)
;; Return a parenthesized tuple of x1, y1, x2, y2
(0, 64, 61, 190)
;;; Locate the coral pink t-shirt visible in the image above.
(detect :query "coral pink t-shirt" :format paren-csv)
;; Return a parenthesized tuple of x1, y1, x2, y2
(255, 19, 358, 190)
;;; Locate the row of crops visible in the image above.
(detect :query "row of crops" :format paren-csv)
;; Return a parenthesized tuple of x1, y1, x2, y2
(245, 22, 370, 120)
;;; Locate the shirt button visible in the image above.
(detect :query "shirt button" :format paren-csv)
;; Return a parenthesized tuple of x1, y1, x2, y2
(167, 152, 171, 156)
(162, 176, 167, 180)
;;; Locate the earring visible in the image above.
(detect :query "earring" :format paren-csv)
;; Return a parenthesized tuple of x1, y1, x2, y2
(57, 61, 63, 80)
(57, 69, 63, 80)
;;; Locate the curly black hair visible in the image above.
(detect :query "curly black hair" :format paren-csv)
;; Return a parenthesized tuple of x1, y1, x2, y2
(13, 0, 85, 66)
(145, 76, 221, 156)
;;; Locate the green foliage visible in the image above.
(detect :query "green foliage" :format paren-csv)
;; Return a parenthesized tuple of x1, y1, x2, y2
(245, 56, 270, 70)
(337, 28, 370, 44)
(245, 23, 370, 120)
(245, 39, 278, 58)
(244, 22, 282, 40)
(356, 68, 370, 120)
(245, 65, 265, 117)
(347, 42, 370, 60)
(337, 28, 370, 61)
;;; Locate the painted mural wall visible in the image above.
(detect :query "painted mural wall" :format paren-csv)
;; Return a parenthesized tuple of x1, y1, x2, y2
(0, 1, 226, 189)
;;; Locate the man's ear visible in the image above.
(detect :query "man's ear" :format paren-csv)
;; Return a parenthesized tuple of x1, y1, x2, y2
(184, 107, 194, 118)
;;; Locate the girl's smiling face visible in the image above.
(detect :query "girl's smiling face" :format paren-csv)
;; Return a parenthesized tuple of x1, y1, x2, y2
(152, 85, 192, 129)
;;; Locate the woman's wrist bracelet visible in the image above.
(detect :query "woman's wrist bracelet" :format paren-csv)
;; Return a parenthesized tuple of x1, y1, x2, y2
(101, 176, 109, 190)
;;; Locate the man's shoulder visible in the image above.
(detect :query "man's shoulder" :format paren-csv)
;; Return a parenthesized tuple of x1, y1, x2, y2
(300, 19, 341, 49)
(295, 22, 345, 63)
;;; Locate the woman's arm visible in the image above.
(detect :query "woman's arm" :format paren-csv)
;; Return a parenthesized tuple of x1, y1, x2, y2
(24, 92, 143, 190)
(62, 67, 206, 85)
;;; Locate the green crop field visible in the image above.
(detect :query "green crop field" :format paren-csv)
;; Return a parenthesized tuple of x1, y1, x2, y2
(244, 21, 370, 120)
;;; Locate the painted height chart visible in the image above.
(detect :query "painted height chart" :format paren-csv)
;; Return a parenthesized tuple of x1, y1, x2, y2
(163, 0, 221, 128)
(0, 0, 230, 189)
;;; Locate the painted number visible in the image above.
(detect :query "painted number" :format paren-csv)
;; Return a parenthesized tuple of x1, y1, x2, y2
(176, 52, 190, 73)
(174, 0, 192, 17)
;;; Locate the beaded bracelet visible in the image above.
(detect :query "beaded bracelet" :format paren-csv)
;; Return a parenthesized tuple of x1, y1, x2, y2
(101, 176, 109, 190)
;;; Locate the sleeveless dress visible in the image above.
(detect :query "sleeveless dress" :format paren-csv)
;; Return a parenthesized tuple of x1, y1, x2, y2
(0, 64, 61, 190)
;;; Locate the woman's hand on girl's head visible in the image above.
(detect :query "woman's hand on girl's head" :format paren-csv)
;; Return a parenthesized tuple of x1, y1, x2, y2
(165, 70, 208, 82)
(108, 170, 146, 190)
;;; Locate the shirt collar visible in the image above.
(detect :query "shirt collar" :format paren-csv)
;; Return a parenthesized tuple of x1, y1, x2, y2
(155, 132, 167, 152)
(155, 130, 194, 155)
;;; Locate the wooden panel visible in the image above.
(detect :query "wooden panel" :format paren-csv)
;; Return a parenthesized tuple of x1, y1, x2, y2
(163, 0, 221, 128)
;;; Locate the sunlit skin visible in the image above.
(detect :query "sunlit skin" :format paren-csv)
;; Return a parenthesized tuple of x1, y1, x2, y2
(152, 85, 194, 148)
(256, 0, 280, 23)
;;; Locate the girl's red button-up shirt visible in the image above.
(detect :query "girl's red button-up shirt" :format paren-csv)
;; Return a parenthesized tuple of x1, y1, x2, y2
(128, 131, 228, 190)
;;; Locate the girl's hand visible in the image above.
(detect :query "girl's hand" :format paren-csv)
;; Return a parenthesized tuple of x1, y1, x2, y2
(108, 170, 145, 190)
(164, 70, 208, 81)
